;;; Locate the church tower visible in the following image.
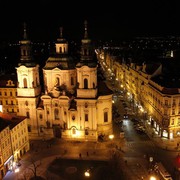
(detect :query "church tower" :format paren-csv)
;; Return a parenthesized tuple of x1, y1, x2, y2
(76, 20, 98, 98)
(16, 23, 41, 138)
(73, 20, 99, 141)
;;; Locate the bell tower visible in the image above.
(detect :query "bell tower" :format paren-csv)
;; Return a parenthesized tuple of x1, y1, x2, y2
(16, 23, 41, 137)
(76, 20, 98, 98)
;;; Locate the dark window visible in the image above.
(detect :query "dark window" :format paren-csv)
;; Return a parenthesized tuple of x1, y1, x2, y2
(84, 78, 88, 89)
(26, 112, 30, 118)
(104, 112, 108, 122)
(54, 109, 59, 120)
(23, 78, 27, 88)
(85, 114, 88, 121)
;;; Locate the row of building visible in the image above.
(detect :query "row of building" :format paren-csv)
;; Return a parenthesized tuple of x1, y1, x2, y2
(98, 46, 180, 140)
(0, 113, 29, 179)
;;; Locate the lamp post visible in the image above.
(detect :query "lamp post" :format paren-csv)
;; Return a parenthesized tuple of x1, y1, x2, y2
(109, 134, 114, 147)
(149, 176, 156, 180)
(84, 169, 90, 178)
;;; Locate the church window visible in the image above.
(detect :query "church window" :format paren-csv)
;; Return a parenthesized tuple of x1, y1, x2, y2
(85, 114, 88, 121)
(72, 115, 75, 120)
(54, 108, 59, 120)
(23, 78, 27, 88)
(4, 92, 7, 96)
(39, 114, 43, 119)
(84, 78, 88, 89)
(59, 47, 62, 53)
(26, 112, 30, 118)
(55, 77, 60, 86)
(104, 111, 108, 122)
(171, 119, 174, 125)
(71, 77, 74, 85)
(10, 91, 12, 96)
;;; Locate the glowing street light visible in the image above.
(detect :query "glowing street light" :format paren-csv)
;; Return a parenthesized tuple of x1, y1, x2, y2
(149, 176, 156, 180)
(109, 134, 114, 140)
(84, 169, 90, 177)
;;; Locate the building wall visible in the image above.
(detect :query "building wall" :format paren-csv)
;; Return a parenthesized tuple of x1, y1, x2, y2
(103, 48, 180, 139)
(11, 119, 30, 162)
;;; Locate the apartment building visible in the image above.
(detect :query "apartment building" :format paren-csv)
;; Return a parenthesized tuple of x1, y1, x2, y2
(0, 73, 18, 114)
(0, 113, 29, 179)
(100, 48, 180, 140)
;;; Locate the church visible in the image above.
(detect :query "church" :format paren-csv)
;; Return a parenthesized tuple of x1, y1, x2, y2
(16, 21, 113, 141)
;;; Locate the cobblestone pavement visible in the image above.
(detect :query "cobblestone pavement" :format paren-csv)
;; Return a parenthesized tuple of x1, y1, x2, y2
(3, 138, 152, 180)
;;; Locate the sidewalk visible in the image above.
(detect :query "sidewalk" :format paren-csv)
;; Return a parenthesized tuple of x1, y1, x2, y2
(145, 121, 179, 152)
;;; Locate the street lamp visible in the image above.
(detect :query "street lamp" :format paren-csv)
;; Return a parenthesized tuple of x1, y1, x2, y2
(109, 134, 114, 147)
(84, 169, 90, 177)
(109, 134, 114, 141)
(149, 175, 156, 180)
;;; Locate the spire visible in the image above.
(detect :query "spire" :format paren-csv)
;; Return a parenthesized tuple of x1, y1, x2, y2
(57, 26, 67, 43)
(84, 20, 88, 39)
(23, 22, 28, 40)
(60, 27, 63, 39)
(18, 23, 36, 67)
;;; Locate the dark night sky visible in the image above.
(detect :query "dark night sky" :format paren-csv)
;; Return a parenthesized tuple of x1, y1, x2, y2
(1, 0, 180, 42)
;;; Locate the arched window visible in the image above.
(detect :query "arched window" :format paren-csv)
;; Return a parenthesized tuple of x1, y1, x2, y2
(84, 78, 88, 89)
(26, 112, 30, 118)
(54, 108, 59, 120)
(55, 77, 60, 86)
(104, 111, 108, 122)
(59, 47, 62, 53)
(23, 78, 27, 88)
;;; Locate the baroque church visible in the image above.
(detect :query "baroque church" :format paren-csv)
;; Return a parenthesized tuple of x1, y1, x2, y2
(16, 21, 113, 141)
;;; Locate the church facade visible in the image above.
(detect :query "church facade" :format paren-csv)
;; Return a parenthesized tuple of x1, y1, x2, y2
(16, 21, 113, 141)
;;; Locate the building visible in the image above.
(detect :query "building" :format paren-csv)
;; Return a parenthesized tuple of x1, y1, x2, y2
(16, 21, 113, 141)
(0, 112, 29, 179)
(100, 47, 180, 140)
(0, 73, 18, 114)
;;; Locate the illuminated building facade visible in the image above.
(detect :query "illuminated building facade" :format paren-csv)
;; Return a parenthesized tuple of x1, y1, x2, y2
(0, 112, 29, 179)
(101, 48, 180, 140)
(16, 21, 113, 141)
(0, 74, 18, 114)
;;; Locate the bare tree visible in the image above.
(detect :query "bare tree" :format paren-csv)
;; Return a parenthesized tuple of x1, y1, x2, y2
(27, 158, 43, 179)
